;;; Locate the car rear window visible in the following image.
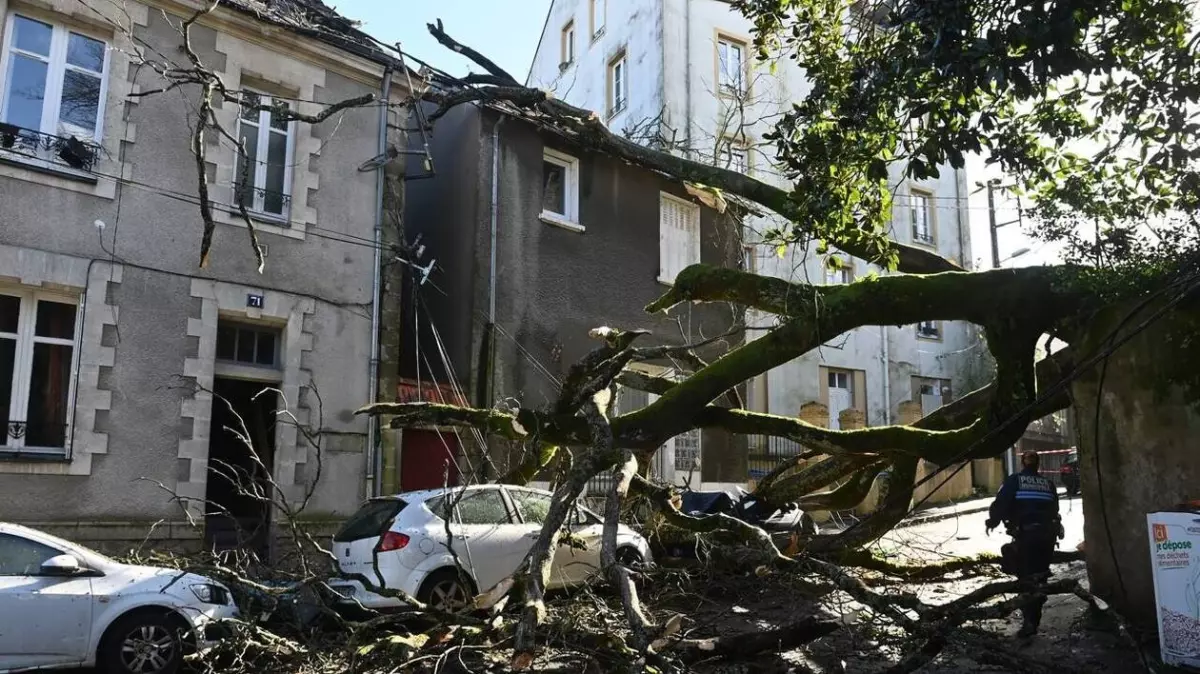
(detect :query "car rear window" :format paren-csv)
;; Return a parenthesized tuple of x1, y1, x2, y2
(334, 499, 405, 542)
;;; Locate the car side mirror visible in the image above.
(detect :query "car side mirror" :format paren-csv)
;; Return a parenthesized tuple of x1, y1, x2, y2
(40, 554, 83, 576)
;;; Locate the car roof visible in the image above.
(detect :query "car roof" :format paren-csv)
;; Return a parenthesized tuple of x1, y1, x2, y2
(373, 483, 554, 504)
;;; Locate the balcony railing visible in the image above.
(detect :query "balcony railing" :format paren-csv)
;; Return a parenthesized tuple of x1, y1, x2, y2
(233, 183, 293, 220)
(0, 123, 101, 172)
(912, 228, 935, 245)
(3, 419, 67, 450)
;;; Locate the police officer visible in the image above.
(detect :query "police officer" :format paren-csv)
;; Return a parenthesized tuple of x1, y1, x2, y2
(985, 450, 1064, 637)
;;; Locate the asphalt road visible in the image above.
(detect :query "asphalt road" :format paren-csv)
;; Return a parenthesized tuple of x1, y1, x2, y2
(876, 493, 1085, 563)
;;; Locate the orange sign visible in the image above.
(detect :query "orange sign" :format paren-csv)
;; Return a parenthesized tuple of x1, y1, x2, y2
(1154, 523, 1169, 543)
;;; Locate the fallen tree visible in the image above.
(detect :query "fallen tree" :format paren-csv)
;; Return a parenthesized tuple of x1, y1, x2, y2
(112, 0, 1200, 669)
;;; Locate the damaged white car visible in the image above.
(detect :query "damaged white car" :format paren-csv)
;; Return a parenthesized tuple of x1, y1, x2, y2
(0, 523, 239, 674)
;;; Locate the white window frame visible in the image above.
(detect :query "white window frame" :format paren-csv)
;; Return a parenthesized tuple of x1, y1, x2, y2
(721, 139, 749, 173)
(234, 91, 296, 221)
(909, 187, 935, 246)
(540, 147, 582, 231)
(607, 52, 626, 117)
(717, 35, 747, 97)
(590, 0, 606, 39)
(561, 21, 575, 67)
(0, 288, 81, 455)
(0, 12, 110, 160)
(658, 192, 702, 285)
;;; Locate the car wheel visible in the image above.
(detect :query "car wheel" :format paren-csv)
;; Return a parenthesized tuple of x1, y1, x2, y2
(616, 546, 646, 571)
(418, 570, 473, 612)
(99, 610, 188, 674)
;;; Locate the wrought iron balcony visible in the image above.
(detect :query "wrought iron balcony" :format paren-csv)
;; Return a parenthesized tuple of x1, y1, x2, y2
(0, 123, 102, 172)
(233, 182, 293, 220)
(3, 419, 67, 449)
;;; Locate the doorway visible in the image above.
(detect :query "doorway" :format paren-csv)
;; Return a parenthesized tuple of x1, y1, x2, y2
(400, 430, 460, 492)
(204, 377, 278, 559)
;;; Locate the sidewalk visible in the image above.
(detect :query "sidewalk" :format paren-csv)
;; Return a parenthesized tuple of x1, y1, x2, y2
(895, 486, 1072, 529)
(896, 492, 994, 528)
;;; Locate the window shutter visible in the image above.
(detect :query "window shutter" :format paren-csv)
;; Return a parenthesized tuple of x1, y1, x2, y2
(659, 194, 701, 282)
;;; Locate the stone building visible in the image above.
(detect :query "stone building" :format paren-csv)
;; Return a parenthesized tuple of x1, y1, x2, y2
(0, 0, 410, 553)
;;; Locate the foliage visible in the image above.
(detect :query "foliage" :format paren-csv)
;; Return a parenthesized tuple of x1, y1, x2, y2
(732, 0, 1200, 269)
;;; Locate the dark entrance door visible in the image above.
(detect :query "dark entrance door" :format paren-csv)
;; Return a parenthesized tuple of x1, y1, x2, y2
(204, 377, 277, 559)
(400, 430, 460, 492)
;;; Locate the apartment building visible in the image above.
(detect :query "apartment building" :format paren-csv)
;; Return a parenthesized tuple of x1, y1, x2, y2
(528, 0, 980, 474)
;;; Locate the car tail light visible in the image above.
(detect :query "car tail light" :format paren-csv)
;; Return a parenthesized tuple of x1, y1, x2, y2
(379, 531, 410, 552)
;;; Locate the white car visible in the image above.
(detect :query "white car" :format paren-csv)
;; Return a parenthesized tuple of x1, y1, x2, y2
(0, 523, 239, 674)
(327, 484, 652, 611)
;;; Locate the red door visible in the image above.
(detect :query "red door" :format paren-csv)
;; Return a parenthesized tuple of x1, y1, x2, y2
(400, 430, 461, 491)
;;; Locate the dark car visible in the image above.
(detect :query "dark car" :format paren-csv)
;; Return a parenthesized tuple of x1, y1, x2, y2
(660, 488, 818, 558)
(1060, 450, 1080, 496)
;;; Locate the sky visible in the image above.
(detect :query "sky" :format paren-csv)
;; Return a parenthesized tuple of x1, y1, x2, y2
(331, 0, 1050, 271)
(333, 0, 553, 81)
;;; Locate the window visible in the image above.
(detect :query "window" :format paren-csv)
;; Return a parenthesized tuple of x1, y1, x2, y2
(674, 428, 701, 473)
(721, 140, 748, 173)
(333, 499, 405, 542)
(1, 290, 79, 453)
(916, 320, 942, 340)
(216, 321, 280, 367)
(455, 489, 512, 525)
(824, 255, 853, 284)
(607, 52, 626, 117)
(590, 0, 606, 38)
(509, 489, 551, 525)
(0, 13, 108, 164)
(659, 193, 701, 284)
(234, 92, 294, 219)
(0, 533, 62, 576)
(561, 21, 575, 67)
(717, 36, 747, 96)
(913, 377, 952, 414)
(821, 366, 864, 429)
(910, 189, 934, 245)
(540, 147, 581, 228)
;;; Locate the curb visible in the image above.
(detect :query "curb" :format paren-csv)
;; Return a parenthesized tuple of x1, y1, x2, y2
(895, 502, 992, 529)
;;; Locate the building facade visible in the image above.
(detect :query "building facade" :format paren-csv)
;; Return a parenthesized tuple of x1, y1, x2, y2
(529, 0, 980, 480)
(0, 0, 407, 552)
(403, 102, 747, 494)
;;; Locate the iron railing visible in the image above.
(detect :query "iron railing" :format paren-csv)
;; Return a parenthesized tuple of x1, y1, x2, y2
(233, 183, 292, 218)
(3, 420, 67, 450)
(0, 123, 101, 172)
(747, 435, 806, 481)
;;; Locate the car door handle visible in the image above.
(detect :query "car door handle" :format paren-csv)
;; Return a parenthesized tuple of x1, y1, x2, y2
(455, 534, 472, 540)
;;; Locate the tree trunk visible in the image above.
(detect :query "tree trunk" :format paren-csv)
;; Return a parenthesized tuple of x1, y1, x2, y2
(1071, 292, 1200, 630)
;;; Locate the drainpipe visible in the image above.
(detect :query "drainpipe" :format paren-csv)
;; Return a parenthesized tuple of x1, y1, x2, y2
(684, 0, 693, 150)
(367, 67, 394, 497)
(880, 325, 891, 424)
(477, 114, 506, 479)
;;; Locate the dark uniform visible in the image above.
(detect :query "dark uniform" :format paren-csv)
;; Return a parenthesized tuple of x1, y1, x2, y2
(986, 463, 1062, 636)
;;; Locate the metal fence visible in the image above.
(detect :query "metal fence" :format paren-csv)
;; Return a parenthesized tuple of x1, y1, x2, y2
(747, 435, 806, 482)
